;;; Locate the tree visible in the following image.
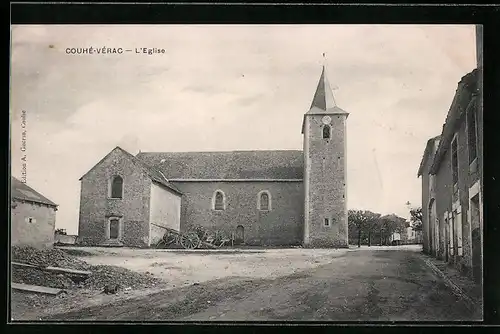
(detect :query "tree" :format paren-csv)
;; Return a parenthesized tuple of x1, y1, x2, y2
(376, 217, 390, 246)
(409, 207, 423, 232)
(366, 213, 381, 247)
(348, 210, 381, 247)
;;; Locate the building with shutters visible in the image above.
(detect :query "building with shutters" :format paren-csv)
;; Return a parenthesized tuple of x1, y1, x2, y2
(417, 25, 483, 284)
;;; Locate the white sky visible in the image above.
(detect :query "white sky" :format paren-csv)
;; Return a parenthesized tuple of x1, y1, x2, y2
(10, 25, 477, 234)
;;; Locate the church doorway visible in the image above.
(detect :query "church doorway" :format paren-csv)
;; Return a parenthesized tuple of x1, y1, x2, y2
(235, 225, 244, 245)
(109, 219, 120, 239)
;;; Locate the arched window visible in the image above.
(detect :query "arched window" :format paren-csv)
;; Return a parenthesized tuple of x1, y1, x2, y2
(257, 190, 271, 211)
(213, 190, 225, 211)
(110, 176, 123, 199)
(323, 125, 331, 139)
(260, 193, 269, 211)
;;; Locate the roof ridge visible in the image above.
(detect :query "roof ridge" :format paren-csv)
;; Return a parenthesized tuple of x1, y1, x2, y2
(136, 149, 304, 180)
(137, 149, 303, 154)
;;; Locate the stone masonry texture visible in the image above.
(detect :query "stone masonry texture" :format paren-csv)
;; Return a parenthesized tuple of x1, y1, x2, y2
(78, 148, 152, 248)
(304, 114, 348, 248)
(171, 181, 304, 246)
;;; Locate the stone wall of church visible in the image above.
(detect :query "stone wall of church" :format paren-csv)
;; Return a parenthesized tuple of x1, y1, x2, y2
(172, 181, 304, 246)
(78, 148, 152, 247)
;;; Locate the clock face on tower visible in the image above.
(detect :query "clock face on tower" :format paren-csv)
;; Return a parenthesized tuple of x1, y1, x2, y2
(322, 116, 331, 124)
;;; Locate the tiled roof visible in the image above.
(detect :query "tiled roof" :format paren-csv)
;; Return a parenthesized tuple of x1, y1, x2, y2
(11, 177, 57, 207)
(118, 148, 183, 194)
(136, 150, 304, 180)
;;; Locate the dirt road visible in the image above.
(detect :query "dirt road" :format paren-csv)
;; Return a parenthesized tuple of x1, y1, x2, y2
(46, 247, 479, 321)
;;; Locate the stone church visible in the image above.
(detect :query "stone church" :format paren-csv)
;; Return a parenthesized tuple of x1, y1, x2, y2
(78, 66, 349, 248)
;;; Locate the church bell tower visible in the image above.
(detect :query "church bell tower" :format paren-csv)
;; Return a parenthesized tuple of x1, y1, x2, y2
(302, 65, 349, 248)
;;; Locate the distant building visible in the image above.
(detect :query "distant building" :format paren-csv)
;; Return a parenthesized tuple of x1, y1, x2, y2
(11, 177, 58, 248)
(417, 26, 482, 284)
(78, 66, 350, 248)
(54, 229, 78, 245)
(390, 232, 401, 245)
(405, 224, 422, 244)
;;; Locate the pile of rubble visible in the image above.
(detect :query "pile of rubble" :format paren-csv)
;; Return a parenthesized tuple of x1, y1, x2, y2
(80, 265, 160, 291)
(11, 246, 161, 292)
(12, 267, 77, 289)
(11, 246, 90, 270)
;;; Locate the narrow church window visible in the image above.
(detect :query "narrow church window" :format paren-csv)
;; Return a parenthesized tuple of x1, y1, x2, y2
(323, 125, 331, 139)
(214, 190, 225, 211)
(324, 218, 330, 227)
(258, 191, 271, 211)
(110, 176, 123, 199)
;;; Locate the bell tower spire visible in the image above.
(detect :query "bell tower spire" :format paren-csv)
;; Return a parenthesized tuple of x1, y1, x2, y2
(309, 54, 340, 112)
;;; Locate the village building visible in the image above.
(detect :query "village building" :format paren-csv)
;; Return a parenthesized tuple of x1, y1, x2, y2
(417, 26, 482, 284)
(11, 177, 58, 248)
(78, 66, 349, 248)
(406, 223, 423, 244)
(54, 229, 79, 246)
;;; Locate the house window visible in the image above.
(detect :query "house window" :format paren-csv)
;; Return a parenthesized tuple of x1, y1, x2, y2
(323, 125, 331, 139)
(110, 176, 123, 199)
(324, 218, 330, 227)
(109, 218, 120, 239)
(451, 137, 458, 188)
(467, 106, 478, 163)
(213, 190, 225, 211)
(258, 191, 271, 211)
